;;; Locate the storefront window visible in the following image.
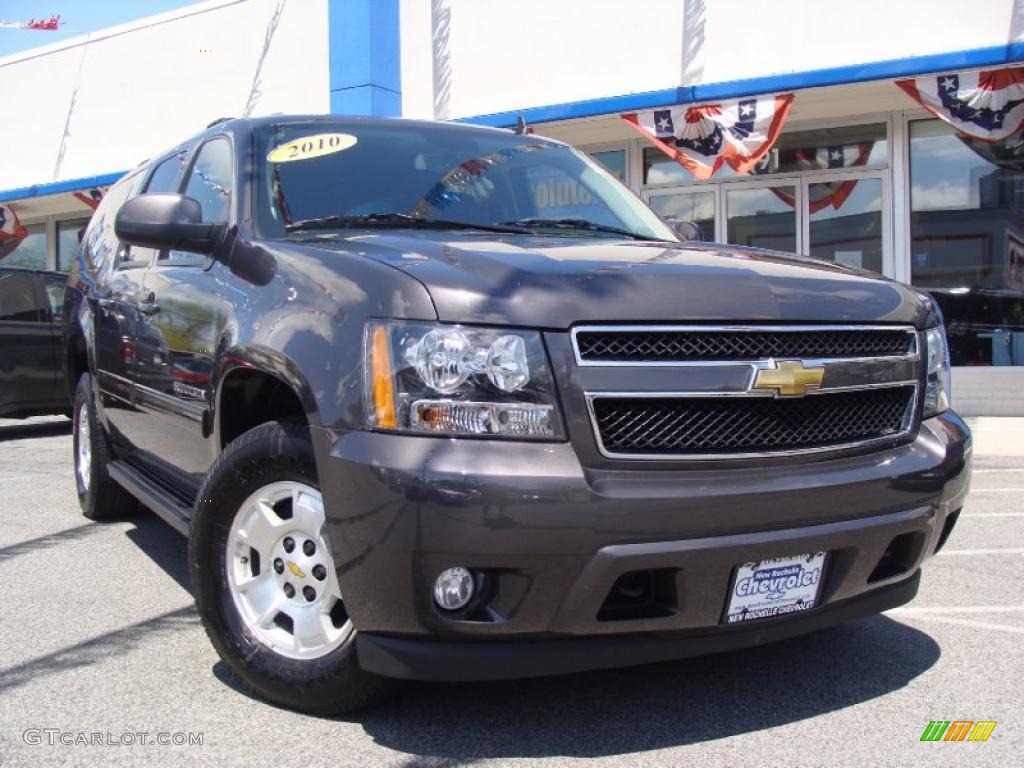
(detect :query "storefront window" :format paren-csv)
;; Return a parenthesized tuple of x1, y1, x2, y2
(1, 223, 47, 270)
(648, 190, 715, 241)
(808, 177, 883, 272)
(910, 119, 1024, 366)
(57, 218, 91, 272)
(588, 149, 626, 181)
(726, 185, 797, 252)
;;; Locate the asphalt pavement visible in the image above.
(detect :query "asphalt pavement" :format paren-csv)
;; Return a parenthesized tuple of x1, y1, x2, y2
(0, 415, 1020, 767)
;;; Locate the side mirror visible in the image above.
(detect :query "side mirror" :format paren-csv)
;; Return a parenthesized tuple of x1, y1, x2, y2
(114, 194, 226, 254)
(666, 218, 705, 242)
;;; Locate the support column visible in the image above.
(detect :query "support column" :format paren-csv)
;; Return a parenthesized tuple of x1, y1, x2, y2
(328, 0, 401, 116)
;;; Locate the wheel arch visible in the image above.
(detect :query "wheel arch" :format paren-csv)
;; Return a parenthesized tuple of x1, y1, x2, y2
(214, 349, 319, 450)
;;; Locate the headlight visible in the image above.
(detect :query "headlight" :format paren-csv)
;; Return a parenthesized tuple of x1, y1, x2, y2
(364, 321, 564, 439)
(923, 326, 951, 417)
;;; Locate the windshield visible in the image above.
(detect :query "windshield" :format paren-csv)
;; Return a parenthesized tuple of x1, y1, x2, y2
(256, 121, 677, 242)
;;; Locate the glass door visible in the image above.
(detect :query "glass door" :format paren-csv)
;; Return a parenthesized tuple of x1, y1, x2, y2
(723, 179, 800, 253)
(646, 187, 717, 242)
(803, 171, 888, 274)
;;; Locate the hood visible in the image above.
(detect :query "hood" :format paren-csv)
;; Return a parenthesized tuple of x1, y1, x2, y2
(302, 232, 935, 329)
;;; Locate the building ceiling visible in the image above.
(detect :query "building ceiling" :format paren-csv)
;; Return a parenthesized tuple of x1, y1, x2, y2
(533, 79, 926, 147)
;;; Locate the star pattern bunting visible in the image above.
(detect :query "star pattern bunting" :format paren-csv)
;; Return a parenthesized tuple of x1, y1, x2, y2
(621, 94, 794, 180)
(0, 206, 29, 261)
(896, 67, 1024, 143)
(768, 143, 874, 213)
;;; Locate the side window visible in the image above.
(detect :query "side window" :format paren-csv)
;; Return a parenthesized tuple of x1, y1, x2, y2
(145, 151, 188, 195)
(82, 173, 141, 276)
(115, 152, 187, 268)
(157, 139, 232, 266)
(183, 138, 233, 224)
(0, 272, 45, 322)
(43, 275, 66, 321)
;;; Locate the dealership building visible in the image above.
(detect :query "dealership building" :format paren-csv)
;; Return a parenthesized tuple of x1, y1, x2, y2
(1, 0, 1022, 414)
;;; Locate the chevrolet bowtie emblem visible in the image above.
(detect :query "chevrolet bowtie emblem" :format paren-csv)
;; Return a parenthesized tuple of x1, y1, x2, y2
(287, 561, 306, 579)
(752, 360, 825, 397)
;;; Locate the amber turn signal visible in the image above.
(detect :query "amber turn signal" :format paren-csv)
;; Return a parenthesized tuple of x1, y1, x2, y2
(370, 324, 397, 429)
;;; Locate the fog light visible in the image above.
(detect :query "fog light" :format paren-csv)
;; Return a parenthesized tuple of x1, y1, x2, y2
(433, 566, 475, 611)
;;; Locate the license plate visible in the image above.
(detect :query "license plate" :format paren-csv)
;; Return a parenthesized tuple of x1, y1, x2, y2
(724, 552, 827, 624)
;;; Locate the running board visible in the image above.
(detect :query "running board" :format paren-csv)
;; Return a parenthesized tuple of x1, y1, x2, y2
(107, 461, 193, 536)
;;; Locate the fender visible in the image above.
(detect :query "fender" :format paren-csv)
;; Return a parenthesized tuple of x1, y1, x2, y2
(212, 345, 319, 447)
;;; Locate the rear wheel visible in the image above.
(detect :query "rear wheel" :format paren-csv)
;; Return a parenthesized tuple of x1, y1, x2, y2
(189, 420, 394, 714)
(72, 374, 137, 520)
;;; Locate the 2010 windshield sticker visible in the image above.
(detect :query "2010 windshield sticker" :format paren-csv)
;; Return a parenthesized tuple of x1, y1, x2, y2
(267, 133, 357, 163)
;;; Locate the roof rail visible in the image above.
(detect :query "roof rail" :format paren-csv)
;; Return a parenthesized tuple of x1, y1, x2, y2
(206, 116, 234, 128)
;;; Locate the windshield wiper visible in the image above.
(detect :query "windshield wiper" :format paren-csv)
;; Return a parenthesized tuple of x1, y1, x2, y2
(500, 217, 664, 241)
(284, 212, 529, 235)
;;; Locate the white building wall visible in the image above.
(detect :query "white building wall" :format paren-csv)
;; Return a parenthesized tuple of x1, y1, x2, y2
(0, 0, 329, 190)
(401, 0, 1021, 120)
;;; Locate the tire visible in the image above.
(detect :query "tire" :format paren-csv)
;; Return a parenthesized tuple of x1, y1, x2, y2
(72, 374, 138, 520)
(189, 420, 395, 714)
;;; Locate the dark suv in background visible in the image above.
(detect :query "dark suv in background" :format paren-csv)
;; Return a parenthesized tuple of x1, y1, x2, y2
(0, 267, 69, 419)
(64, 115, 971, 714)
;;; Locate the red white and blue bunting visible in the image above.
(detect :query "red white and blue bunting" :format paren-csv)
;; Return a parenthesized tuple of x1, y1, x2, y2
(0, 206, 28, 261)
(896, 67, 1024, 143)
(771, 142, 874, 213)
(622, 94, 795, 180)
(0, 15, 60, 30)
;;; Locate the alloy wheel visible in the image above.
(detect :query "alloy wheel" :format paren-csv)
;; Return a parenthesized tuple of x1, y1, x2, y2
(76, 402, 91, 492)
(225, 481, 350, 660)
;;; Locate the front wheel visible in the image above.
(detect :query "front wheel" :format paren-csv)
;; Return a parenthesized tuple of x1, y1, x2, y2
(189, 420, 394, 714)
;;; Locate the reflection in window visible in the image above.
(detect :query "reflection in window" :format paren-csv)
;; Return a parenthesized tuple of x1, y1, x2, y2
(1, 223, 47, 270)
(145, 151, 187, 194)
(523, 165, 620, 227)
(726, 186, 797, 252)
(648, 190, 715, 241)
(910, 119, 1024, 366)
(43, 278, 64, 319)
(767, 123, 888, 176)
(644, 123, 887, 186)
(588, 149, 627, 181)
(808, 178, 883, 273)
(185, 139, 233, 224)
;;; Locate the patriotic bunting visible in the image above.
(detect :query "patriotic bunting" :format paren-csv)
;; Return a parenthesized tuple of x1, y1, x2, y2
(770, 143, 874, 213)
(73, 188, 104, 211)
(0, 206, 29, 261)
(958, 131, 1024, 171)
(622, 94, 794, 180)
(0, 14, 61, 30)
(896, 67, 1024, 143)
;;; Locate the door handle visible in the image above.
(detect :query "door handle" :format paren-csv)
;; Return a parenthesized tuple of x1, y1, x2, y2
(137, 293, 160, 316)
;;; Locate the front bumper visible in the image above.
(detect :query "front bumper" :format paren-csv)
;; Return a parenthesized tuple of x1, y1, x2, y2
(356, 571, 920, 681)
(310, 411, 970, 681)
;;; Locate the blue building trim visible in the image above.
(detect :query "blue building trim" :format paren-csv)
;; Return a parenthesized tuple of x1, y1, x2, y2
(328, 0, 401, 116)
(459, 43, 1024, 128)
(0, 171, 126, 205)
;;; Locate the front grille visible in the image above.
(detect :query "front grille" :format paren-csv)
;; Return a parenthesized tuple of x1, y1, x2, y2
(591, 386, 914, 457)
(575, 328, 915, 362)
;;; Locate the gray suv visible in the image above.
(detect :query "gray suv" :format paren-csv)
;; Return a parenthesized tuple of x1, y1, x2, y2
(63, 115, 971, 713)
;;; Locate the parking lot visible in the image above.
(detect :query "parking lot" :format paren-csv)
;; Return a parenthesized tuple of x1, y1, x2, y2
(0, 415, 1019, 767)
